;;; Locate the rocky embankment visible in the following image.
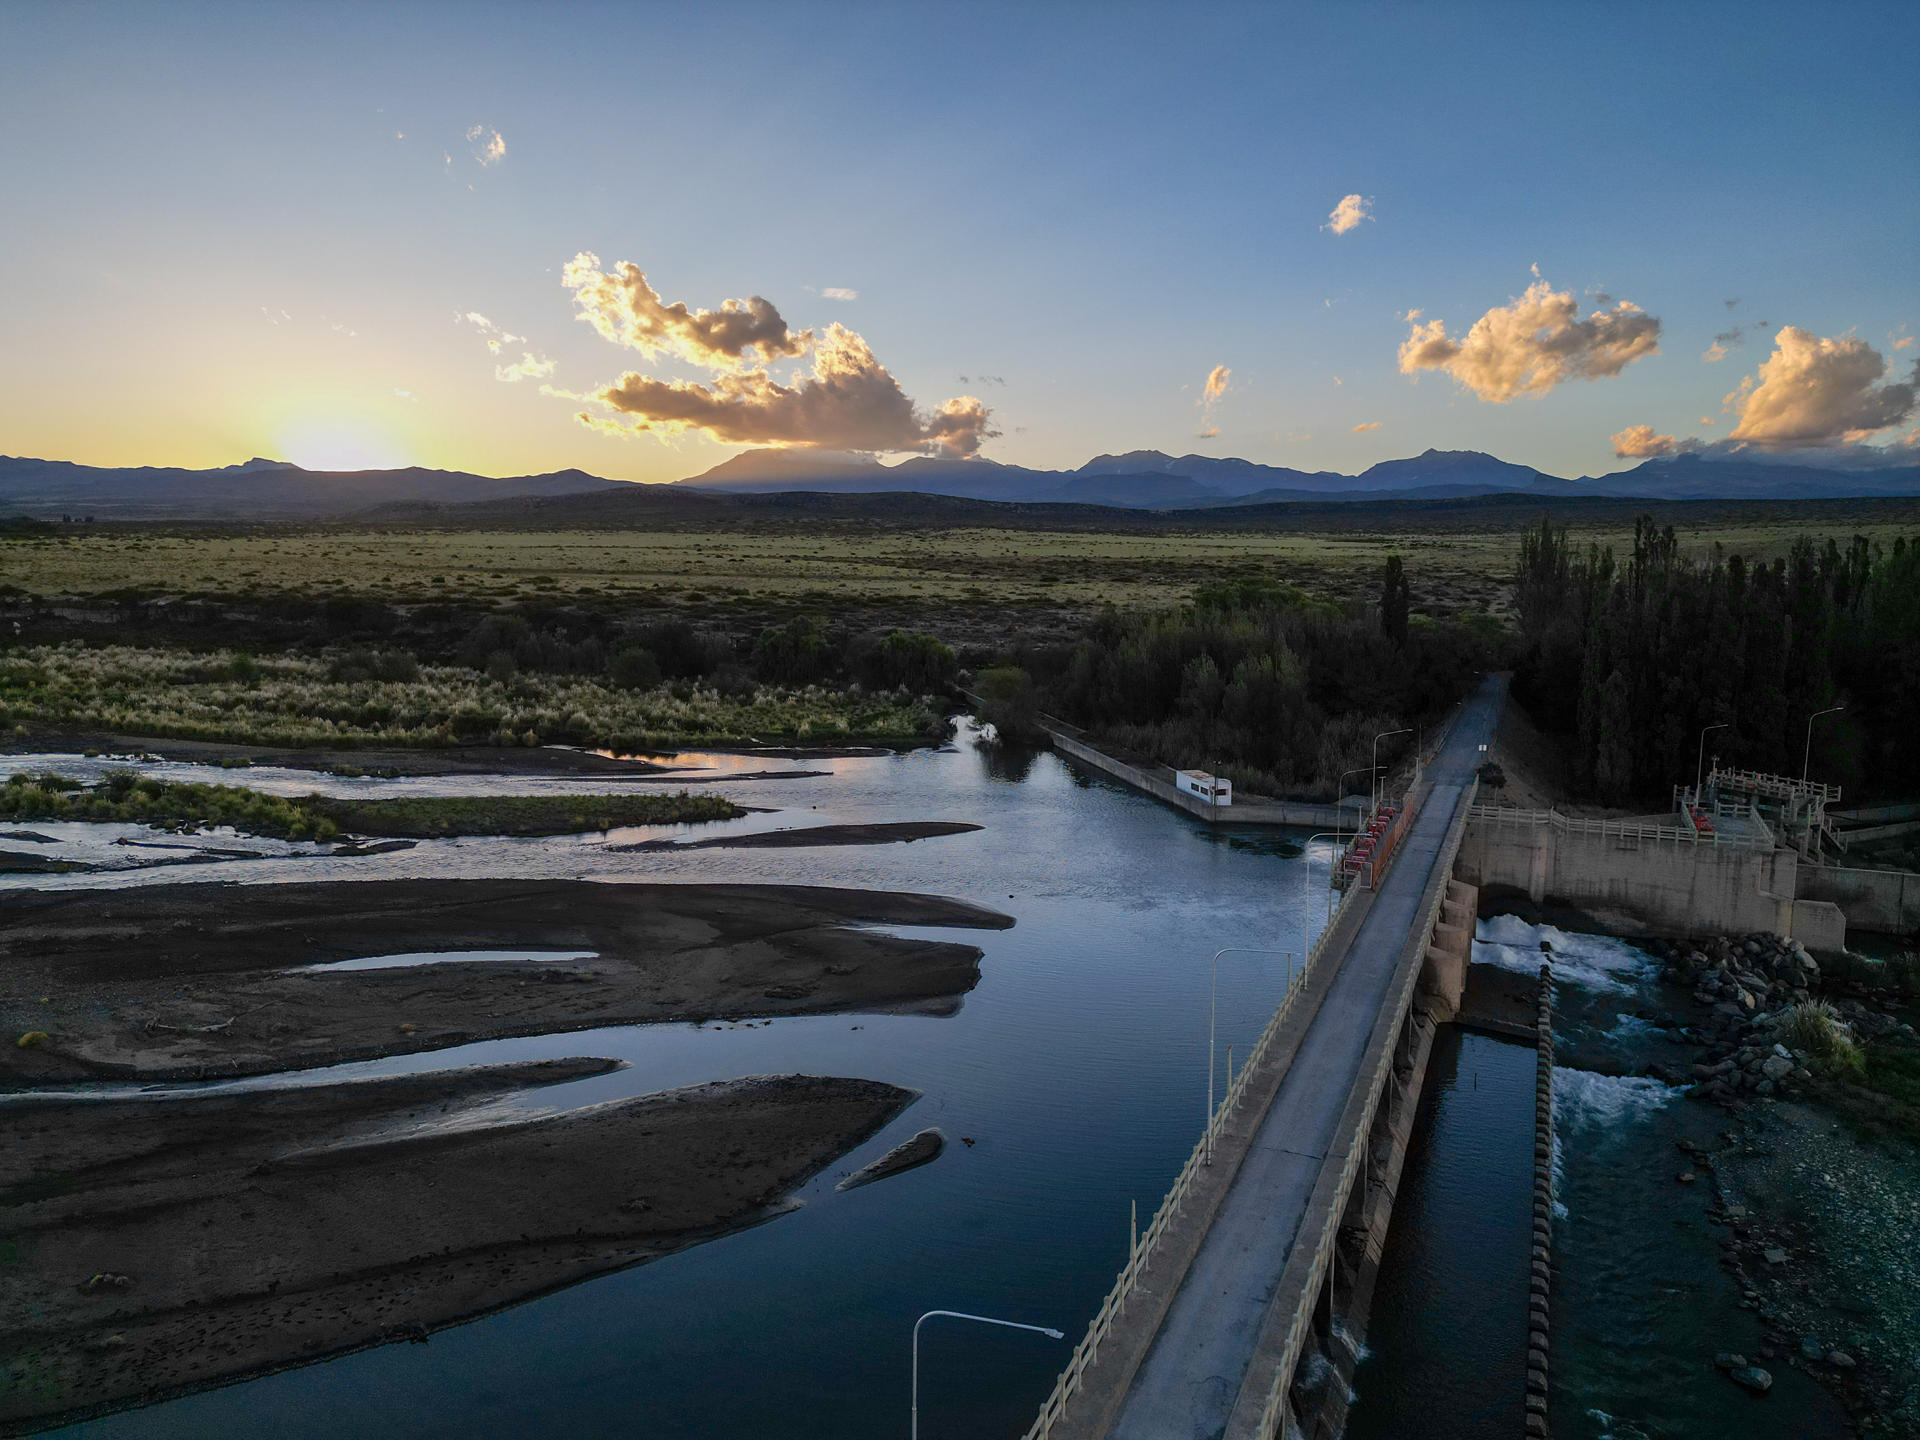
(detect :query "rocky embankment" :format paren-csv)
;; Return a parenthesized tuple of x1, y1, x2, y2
(1630, 929, 1920, 1430)
(1645, 932, 1915, 1106)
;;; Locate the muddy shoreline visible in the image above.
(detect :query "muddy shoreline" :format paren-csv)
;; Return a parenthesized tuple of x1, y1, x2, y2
(0, 1065, 913, 1434)
(0, 879, 1013, 1084)
(611, 820, 982, 852)
(5, 731, 912, 779)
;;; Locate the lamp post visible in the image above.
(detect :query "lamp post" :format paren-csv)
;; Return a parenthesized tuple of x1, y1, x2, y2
(1206, 946, 1294, 1161)
(1695, 721, 1728, 808)
(1303, 832, 1343, 960)
(1802, 704, 1844, 783)
(1371, 728, 1412, 812)
(1336, 767, 1371, 844)
(912, 1310, 1063, 1440)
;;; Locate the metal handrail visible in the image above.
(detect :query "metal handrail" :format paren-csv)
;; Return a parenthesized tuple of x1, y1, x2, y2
(1249, 779, 1478, 1440)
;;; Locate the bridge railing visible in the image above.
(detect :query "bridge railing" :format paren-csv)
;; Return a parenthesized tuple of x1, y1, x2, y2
(1248, 778, 1479, 1440)
(1468, 803, 1775, 850)
(1020, 838, 1370, 1440)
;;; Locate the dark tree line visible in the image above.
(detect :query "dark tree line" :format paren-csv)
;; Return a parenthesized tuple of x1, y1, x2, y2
(1022, 567, 1501, 799)
(1514, 516, 1920, 804)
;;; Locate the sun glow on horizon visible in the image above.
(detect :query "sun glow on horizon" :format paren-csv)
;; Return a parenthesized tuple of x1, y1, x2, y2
(273, 418, 410, 473)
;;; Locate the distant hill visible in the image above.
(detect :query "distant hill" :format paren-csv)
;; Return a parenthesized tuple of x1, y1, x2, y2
(683, 445, 1920, 508)
(0, 456, 624, 520)
(6, 443, 1918, 522)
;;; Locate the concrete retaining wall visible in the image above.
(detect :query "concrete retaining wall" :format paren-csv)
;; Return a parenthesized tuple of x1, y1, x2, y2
(1456, 814, 1849, 950)
(1046, 729, 1359, 829)
(1797, 864, 1920, 936)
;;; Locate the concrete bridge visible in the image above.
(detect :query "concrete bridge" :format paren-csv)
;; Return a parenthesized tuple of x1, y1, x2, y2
(1024, 674, 1506, 1440)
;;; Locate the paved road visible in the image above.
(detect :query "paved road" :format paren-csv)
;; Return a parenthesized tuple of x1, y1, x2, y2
(1107, 674, 1505, 1439)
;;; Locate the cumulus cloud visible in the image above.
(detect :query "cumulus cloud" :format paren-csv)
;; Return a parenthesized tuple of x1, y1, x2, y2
(1397, 277, 1661, 402)
(563, 253, 809, 372)
(1324, 194, 1372, 235)
(576, 317, 994, 457)
(1611, 424, 1703, 458)
(1725, 327, 1918, 447)
(467, 125, 506, 165)
(1352, 421, 1384, 432)
(562, 255, 993, 455)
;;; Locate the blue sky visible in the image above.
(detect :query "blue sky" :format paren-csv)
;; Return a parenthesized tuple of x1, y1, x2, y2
(1, 1, 1914, 480)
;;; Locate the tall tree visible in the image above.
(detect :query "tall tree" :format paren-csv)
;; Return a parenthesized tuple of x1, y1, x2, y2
(1379, 554, 1410, 646)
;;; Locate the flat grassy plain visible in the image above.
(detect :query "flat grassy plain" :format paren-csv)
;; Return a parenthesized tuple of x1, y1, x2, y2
(7, 495, 1919, 621)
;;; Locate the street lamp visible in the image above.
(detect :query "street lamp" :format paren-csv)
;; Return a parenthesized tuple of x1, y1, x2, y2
(1371, 728, 1412, 812)
(1803, 704, 1844, 783)
(1335, 766, 1372, 844)
(1303, 832, 1343, 959)
(912, 1310, 1064, 1440)
(1695, 721, 1728, 807)
(1206, 946, 1294, 1161)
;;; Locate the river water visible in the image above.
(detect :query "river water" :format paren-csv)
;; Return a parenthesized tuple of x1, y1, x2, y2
(18, 724, 1344, 1440)
(17, 732, 1867, 1437)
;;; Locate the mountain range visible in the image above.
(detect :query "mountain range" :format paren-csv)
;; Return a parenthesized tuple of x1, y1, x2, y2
(1, 447, 1916, 522)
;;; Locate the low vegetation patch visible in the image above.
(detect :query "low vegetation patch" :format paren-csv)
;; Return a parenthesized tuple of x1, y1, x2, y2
(0, 643, 943, 750)
(310, 792, 742, 838)
(0, 773, 741, 841)
(1, 772, 341, 841)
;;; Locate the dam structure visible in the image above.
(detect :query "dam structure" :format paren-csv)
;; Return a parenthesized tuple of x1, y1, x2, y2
(1028, 674, 1917, 1440)
(1025, 674, 1504, 1440)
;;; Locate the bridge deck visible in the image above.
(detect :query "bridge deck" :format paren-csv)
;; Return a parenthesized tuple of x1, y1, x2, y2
(1056, 675, 1504, 1440)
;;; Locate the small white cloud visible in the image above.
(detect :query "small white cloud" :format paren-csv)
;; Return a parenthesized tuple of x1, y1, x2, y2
(1530, 262, 1541, 278)
(1699, 416, 1715, 426)
(467, 125, 506, 166)
(1195, 425, 1221, 439)
(1324, 193, 1372, 236)
(820, 287, 858, 301)
(496, 352, 557, 383)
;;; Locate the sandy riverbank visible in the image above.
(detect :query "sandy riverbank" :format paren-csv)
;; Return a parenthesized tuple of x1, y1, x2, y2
(611, 820, 982, 852)
(0, 879, 1012, 1083)
(0, 1064, 912, 1433)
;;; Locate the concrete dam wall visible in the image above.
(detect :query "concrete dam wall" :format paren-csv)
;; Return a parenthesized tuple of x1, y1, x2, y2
(1455, 808, 1850, 950)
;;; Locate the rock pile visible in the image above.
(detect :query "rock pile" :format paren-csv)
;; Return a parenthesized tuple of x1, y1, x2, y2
(1647, 932, 1823, 1104)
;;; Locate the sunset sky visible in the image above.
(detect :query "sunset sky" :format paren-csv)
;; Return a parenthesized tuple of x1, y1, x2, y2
(2, 1, 1915, 482)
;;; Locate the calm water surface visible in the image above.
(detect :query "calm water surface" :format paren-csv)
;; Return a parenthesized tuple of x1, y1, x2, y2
(30, 725, 1343, 1440)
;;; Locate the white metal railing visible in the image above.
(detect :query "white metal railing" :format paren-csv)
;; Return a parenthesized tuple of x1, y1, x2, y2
(1249, 780, 1478, 1440)
(1021, 843, 1370, 1439)
(1469, 803, 1774, 850)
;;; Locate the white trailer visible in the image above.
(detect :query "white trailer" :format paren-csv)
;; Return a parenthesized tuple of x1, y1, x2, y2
(1175, 769, 1233, 806)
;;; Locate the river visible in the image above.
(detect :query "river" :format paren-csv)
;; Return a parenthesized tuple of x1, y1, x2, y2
(16, 724, 1338, 1439)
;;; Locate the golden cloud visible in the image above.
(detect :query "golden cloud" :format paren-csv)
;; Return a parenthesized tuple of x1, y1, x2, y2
(1725, 327, 1919, 447)
(563, 253, 809, 372)
(1398, 278, 1661, 402)
(577, 321, 995, 458)
(1351, 421, 1383, 433)
(1610, 424, 1700, 458)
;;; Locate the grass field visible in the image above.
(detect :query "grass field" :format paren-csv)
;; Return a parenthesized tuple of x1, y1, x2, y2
(7, 497, 1917, 620)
